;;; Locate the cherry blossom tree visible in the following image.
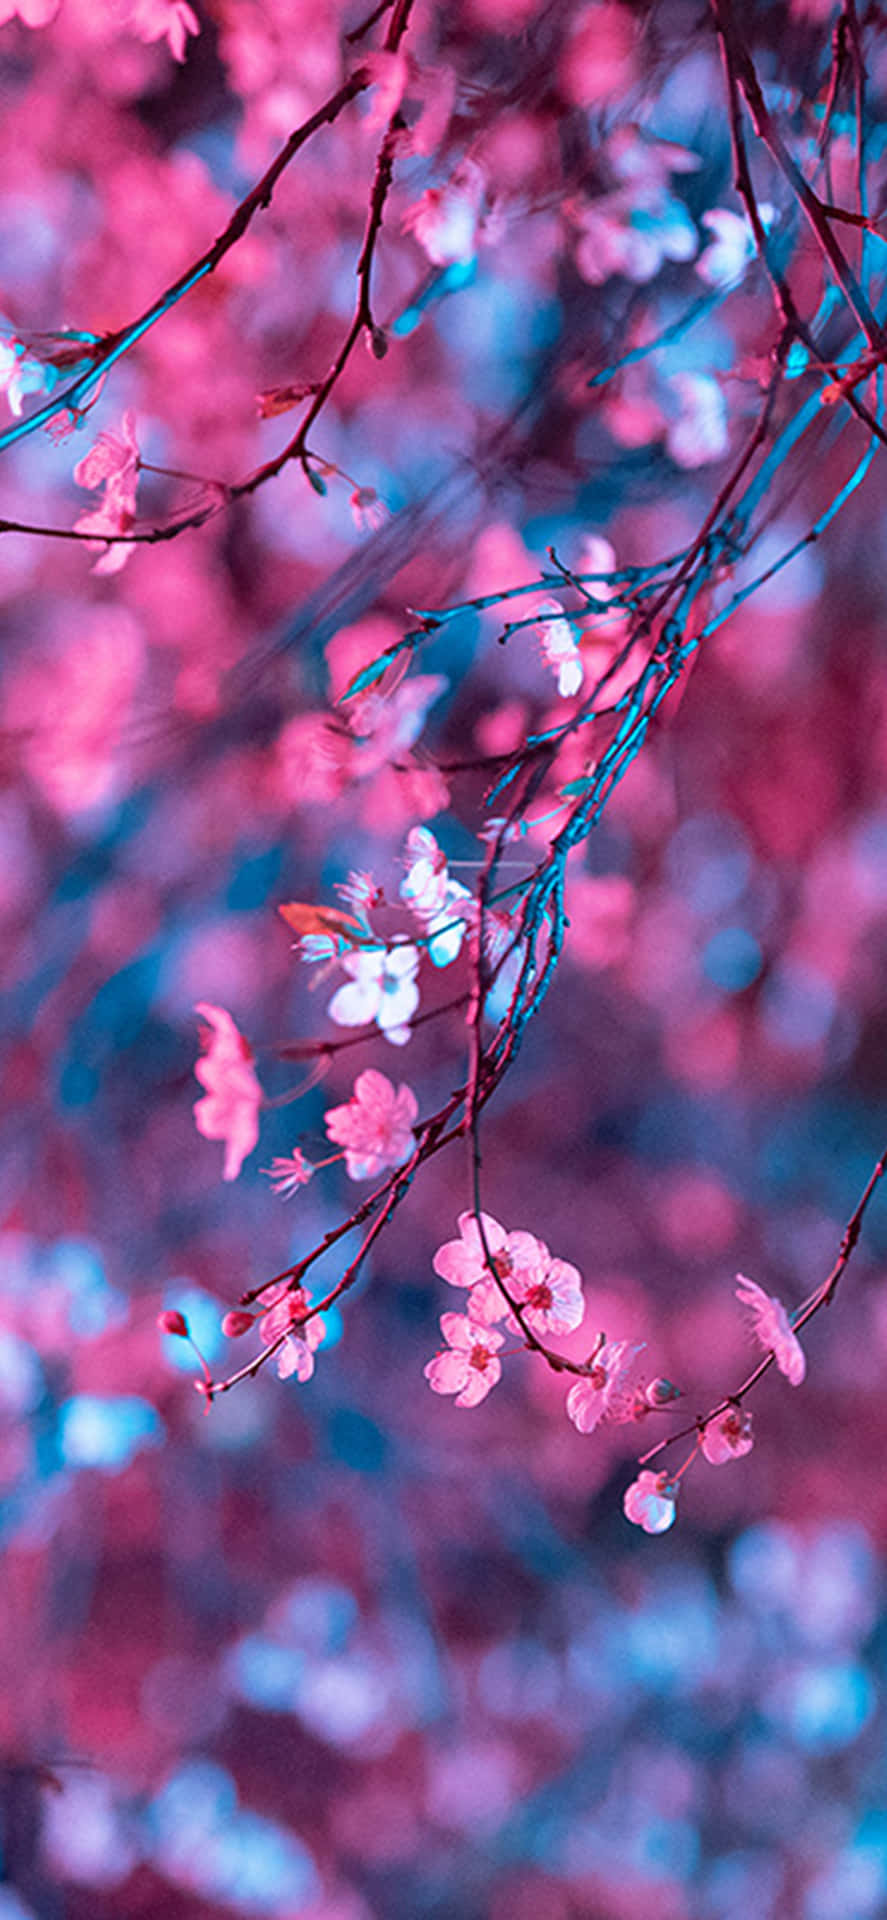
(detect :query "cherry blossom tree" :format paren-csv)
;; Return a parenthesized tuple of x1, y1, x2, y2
(3, 0, 887, 1912)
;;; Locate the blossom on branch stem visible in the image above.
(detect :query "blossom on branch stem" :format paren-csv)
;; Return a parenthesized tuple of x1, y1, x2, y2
(258, 1284, 326, 1383)
(72, 410, 141, 575)
(424, 1314, 504, 1407)
(701, 1406, 755, 1465)
(623, 1470, 678, 1534)
(506, 1252, 585, 1338)
(193, 1004, 262, 1183)
(327, 943, 420, 1046)
(400, 827, 474, 967)
(735, 1275, 806, 1384)
(324, 1069, 418, 1180)
(565, 1339, 646, 1433)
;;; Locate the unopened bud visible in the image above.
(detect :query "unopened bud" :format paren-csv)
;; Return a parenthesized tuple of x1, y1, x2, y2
(222, 1310, 255, 1338)
(369, 326, 388, 360)
(158, 1309, 189, 1338)
(644, 1377, 682, 1408)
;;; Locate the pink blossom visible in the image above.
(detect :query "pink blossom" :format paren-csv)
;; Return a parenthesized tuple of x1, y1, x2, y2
(350, 486, 390, 534)
(432, 1212, 543, 1308)
(571, 186, 696, 286)
(347, 674, 448, 776)
(534, 600, 583, 698)
(324, 1069, 418, 1180)
(0, 0, 58, 25)
(402, 160, 487, 267)
(128, 0, 200, 61)
(327, 943, 420, 1046)
(623, 1470, 678, 1534)
(72, 412, 140, 493)
(701, 1406, 755, 1465)
(666, 373, 728, 469)
(363, 50, 408, 132)
(424, 1313, 504, 1407)
(400, 827, 473, 966)
(696, 205, 775, 288)
(257, 1284, 326, 1382)
(507, 1251, 585, 1338)
(73, 411, 141, 574)
(193, 1003, 262, 1182)
(0, 335, 46, 413)
(565, 1339, 646, 1433)
(735, 1275, 806, 1385)
(262, 1150, 315, 1198)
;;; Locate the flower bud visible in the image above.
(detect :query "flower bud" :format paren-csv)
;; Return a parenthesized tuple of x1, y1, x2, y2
(644, 1377, 682, 1407)
(222, 1310, 255, 1338)
(157, 1309, 189, 1338)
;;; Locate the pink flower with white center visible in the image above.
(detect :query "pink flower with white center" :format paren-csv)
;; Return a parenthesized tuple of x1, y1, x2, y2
(735, 1274, 806, 1385)
(701, 1405, 755, 1465)
(0, 335, 46, 414)
(565, 1339, 646, 1433)
(262, 1150, 315, 1198)
(432, 1211, 544, 1311)
(507, 1252, 585, 1338)
(73, 411, 141, 574)
(403, 160, 486, 267)
(400, 827, 474, 968)
(128, 0, 200, 61)
(324, 1069, 418, 1181)
(534, 600, 583, 698)
(327, 943, 420, 1047)
(424, 1313, 504, 1407)
(257, 1284, 326, 1382)
(623, 1470, 678, 1534)
(193, 1003, 262, 1182)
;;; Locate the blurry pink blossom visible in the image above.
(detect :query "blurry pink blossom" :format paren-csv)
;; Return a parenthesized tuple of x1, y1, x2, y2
(262, 1150, 315, 1198)
(666, 372, 728, 468)
(128, 0, 200, 61)
(363, 50, 408, 132)
(560, 3, 638, 106)
(735, 1275, 806, 1384)
(403, 160, 486, 265)
(0, 0, 58, 24)
(350, 486, 390, 534)
(701, 1405, 755, 1464)
(565, 1339, 646, 1433)
(623, 1470, 678, 1534)
(348, 674, 448, 777)
(73, 411, 141, 574)
(0, 335, 46, 413)
(696, 207, 768, 288)
(327, 943, 420, 1046)
(193, 1003, 262, 1182)
(424, 1313, 504, 1407)
(324, 1069, 418, 1180)
(571, 186, 696, 286)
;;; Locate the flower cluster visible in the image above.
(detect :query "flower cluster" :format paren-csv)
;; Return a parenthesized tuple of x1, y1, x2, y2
(425, 1211, 585, 1407)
